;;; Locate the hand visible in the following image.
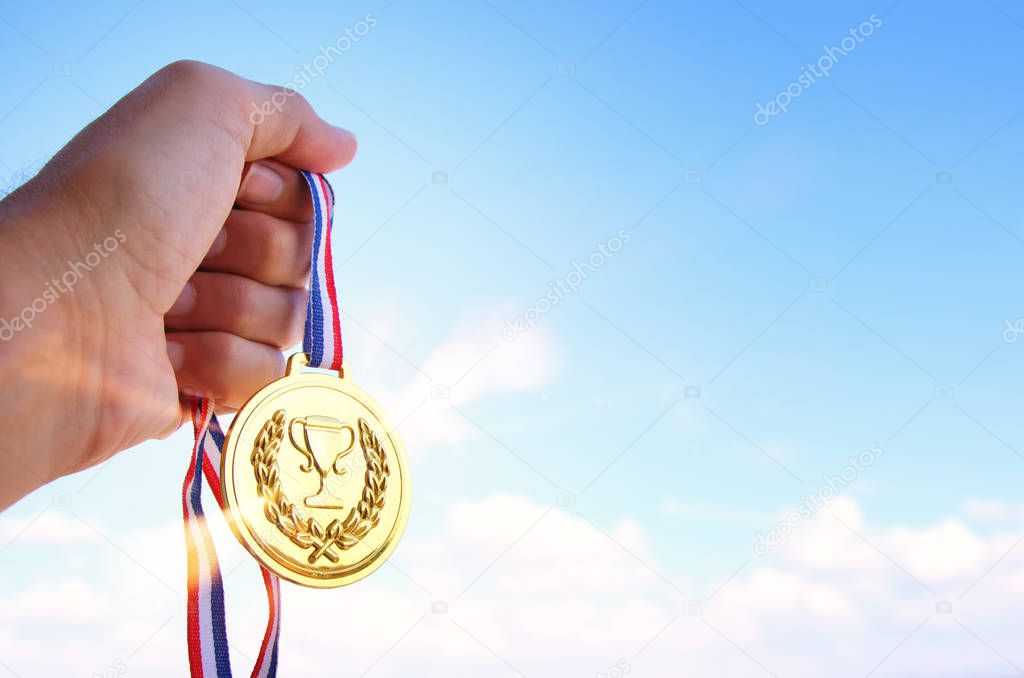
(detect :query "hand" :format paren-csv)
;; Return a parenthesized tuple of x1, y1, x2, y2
(0, 60, 357, 509)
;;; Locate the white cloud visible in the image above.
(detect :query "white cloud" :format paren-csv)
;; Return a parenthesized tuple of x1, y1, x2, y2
(385, 309, 559, 449)
(888, 518, 989, 581)
(0, 510, 102, 545)
(7, 493, 1024, 676)
(0, 577, 112, 624)
(961, 498, 1024, 524)
(660, 497, 769, 524)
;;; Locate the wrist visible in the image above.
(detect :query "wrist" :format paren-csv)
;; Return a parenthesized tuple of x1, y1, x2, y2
(0, 188, 105, 506)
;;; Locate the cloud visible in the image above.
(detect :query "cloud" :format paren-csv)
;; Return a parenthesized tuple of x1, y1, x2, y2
(6, 493, 1024, 677)
(281, 492, 683, 676)
(385, 309, 559, 449)
(660, 497, 770, 524)
(295, 494, 1024, 677)
(0, 577, 112, 624)
(0, 493, 678, 677)
(961, 498, 1024, 524)
(0, 510, 103, 545)
(643, 496, 1024, 676)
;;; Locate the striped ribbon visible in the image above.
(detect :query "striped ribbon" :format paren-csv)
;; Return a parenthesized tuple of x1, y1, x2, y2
(182, 171, 340, 677)
(301, 171, 343, 371)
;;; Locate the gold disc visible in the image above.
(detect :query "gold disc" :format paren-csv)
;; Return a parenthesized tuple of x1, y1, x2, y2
(221, 353, 410, 588)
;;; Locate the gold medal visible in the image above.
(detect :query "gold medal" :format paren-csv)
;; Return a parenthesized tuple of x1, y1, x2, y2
(221, 352, 410, 588)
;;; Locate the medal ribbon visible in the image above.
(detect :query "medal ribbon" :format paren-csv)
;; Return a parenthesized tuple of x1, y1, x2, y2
(302, 171, 343, 371)
(182, 171, 340, 677)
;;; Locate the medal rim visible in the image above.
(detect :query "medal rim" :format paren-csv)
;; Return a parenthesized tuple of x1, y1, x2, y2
(220, 354, 411, 589)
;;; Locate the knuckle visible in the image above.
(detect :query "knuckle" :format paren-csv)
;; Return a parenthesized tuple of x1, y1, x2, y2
(283, 89, 311, 113)
(225, 275, 258, 321)
(254, 217, 307, 286)
(207, 334, 245, 403)
(284, 251, 312, 287)
(296, 260, 312, 287)
(256, 217, 287, 262)
(263, 290, 305, 349)
(285, 256, 311, 288)
(279, 289, 307, 347)
(294, 225, 314, 279)
(206, 332, 241, 364)
(155, 406, 185, 440)
(156, 60, 216, 89)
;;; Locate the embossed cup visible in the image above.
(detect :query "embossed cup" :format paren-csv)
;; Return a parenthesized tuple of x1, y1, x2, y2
(288, 415, 356, 508)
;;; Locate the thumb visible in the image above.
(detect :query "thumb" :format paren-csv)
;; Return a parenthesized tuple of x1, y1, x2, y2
(238, 78, 358, 172)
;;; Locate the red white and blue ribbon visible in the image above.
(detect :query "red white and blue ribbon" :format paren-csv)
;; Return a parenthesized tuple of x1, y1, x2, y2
(183, 401, 279, 678)
(301, 171, 343, 371)
(182, 171, 339, 677)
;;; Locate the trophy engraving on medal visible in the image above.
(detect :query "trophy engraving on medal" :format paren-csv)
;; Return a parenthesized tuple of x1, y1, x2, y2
(245, 406, 395, 571)
(288, 415, 356, 509)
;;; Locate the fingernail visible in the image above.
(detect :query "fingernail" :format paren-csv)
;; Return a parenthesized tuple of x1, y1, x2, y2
(238, 162, 284, 204)
(167, 282, 196, 318)
(207, 228, 228, 258)
(167, 339, 184, 370)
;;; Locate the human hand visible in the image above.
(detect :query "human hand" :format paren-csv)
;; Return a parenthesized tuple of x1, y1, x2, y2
(0, 60, 356, 508)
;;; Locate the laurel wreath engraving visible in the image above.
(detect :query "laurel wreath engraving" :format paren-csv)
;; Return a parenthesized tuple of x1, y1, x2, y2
(250, 409, 390, 564)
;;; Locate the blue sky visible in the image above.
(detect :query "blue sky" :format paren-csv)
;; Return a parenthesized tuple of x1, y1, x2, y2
(4, 1, 1024, 676)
